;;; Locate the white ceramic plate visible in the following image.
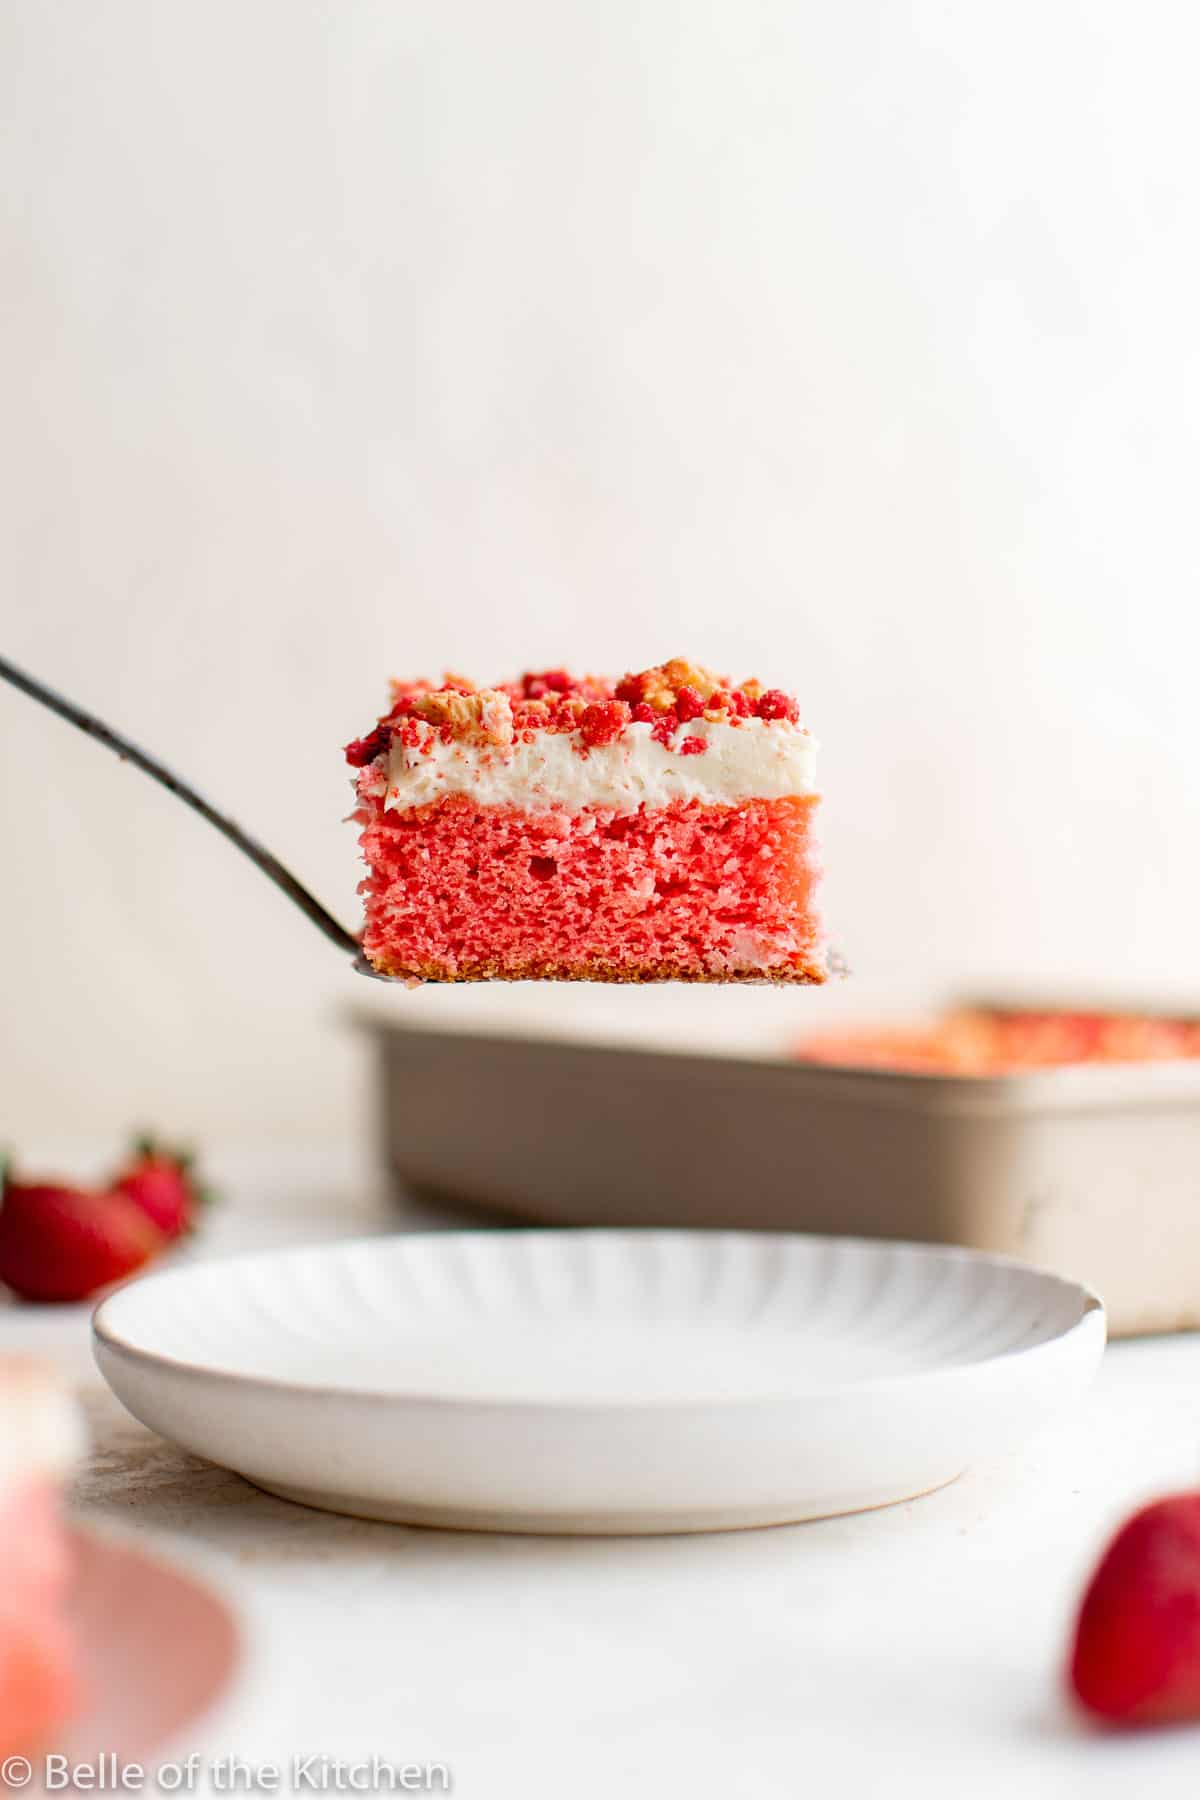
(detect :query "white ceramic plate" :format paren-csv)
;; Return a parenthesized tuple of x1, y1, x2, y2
(93, 1230, 1105, 1535)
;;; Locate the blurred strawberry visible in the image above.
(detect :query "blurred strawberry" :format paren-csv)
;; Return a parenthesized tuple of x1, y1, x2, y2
(111, 1137, 210, 1241)
(0, 1169, 162, 1303)
(1069, 1494, 1200, 1725)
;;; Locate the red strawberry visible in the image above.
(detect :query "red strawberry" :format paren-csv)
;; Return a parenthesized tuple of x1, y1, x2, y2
(111, 1137, 209, 1241)
(1069, 1494, 1200, 1725)
(0, 1174, 162, 1303)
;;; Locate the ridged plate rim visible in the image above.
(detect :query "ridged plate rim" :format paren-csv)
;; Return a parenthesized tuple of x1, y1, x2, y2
(92, 1229, 1105, 1412)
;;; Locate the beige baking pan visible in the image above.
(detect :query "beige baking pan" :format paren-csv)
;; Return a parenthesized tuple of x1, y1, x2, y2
(364, 1019, 1200, 1337)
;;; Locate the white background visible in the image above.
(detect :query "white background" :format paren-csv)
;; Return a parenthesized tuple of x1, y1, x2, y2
(3, 1, 1198, 1145)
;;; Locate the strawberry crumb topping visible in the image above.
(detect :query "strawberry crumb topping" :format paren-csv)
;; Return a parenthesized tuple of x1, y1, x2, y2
(344, 725, 391, 768)
(755, 689, 801, 723)
(345, 658, 803, 765)
(579, 700, 631, 747)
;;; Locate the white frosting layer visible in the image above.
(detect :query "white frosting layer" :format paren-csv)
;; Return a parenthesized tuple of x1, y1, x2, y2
(0, 1361, 83, 1490)
(383, 719, 817, 814)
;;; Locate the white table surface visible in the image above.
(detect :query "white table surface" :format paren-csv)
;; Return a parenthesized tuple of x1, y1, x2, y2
(5, 1147, 1200, 1800)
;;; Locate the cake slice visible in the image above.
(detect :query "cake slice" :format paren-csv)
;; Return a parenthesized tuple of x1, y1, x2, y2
(0, 1358, 84, 1756)
(346, 658, 824, 983)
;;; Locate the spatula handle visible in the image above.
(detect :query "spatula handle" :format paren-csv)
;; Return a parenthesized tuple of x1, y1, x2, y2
(0, 651, 360, 959)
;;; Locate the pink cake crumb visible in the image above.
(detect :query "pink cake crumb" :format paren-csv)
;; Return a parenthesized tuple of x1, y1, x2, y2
(356, 792, 822, 982)
(0, 1478, 78, 1756)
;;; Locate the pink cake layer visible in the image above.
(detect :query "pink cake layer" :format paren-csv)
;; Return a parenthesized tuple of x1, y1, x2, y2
(0, 1478, 77, 1756)
(356, 793, 823, 982)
